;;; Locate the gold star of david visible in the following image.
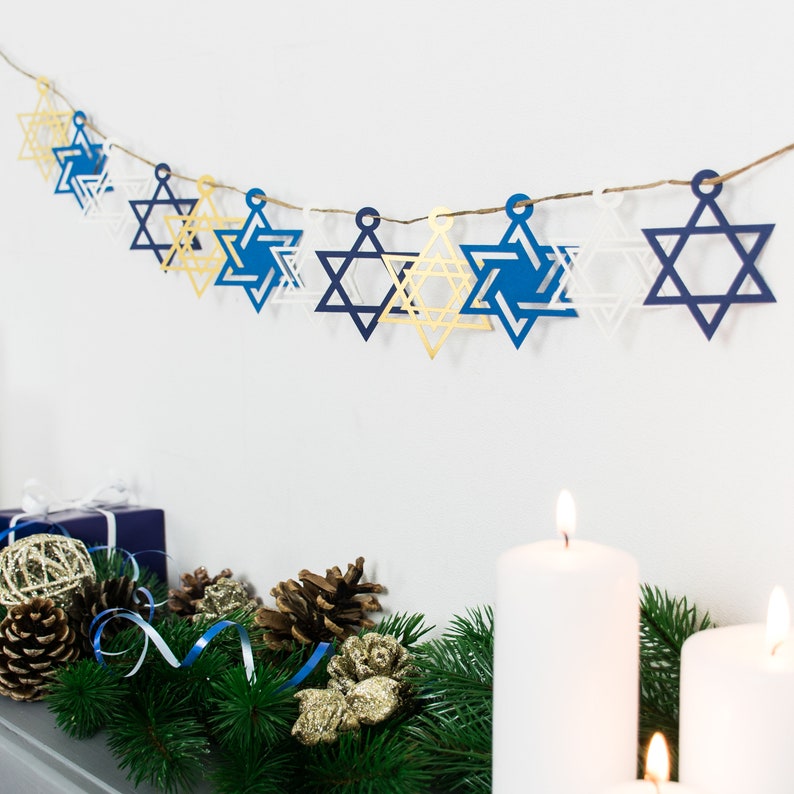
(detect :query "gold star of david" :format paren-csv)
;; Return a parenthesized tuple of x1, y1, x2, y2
(17, 77, 73, 181)
(379, 207, 491, 359)
(161, 175, 245, 298)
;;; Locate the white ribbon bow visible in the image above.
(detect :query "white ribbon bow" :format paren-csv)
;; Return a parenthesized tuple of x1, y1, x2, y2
(9, 477, 134, 548)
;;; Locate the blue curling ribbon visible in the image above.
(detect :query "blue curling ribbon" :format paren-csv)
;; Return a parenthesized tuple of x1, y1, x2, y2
(89, 590, 333, 689)
(277, 642, 334, 691)
(0, 520, 71, 545)
(88, 545, 141, 581)
(91, 608, 255, 682)
(87, 546, 173, 607)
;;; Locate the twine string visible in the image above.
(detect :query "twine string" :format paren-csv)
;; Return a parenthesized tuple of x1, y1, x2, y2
(2, 47, 792, 225)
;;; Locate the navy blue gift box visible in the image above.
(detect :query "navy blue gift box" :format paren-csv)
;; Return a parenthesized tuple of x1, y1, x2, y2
(0, 506, 167, 581)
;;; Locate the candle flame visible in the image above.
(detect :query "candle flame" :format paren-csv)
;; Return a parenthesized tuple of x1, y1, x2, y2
(644, 732, 670, 784)
(556, 489, 576, 546)
(766, 586, 790, 656)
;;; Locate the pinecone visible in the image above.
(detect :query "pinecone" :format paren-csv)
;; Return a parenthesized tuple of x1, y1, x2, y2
(254, 556, 383, 649)
(168, 566, 233, 620)
(68, 576, 150, 657)
(0, 596, 80, 702)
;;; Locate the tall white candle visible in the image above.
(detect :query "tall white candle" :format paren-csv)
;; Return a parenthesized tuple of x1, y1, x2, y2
(493, 490, 639, 794)
(679, 587, 794, 794)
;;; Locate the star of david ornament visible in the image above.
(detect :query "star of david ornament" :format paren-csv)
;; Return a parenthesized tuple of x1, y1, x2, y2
(74, 139, 154, 243)
(52, 111, 107, 208)
(642, 169, 775, 340)
(552, 187, 661, 338)
(270, 206, 339, 325)
(458, 194, 576, 349)
(214, 188, 302, 313)
(315, 208, 417, 341)
(17, 77, 72, 182)
(129, 163, 200, 265)
(161, 175, 245, 298)
(379, 207, 492, 359)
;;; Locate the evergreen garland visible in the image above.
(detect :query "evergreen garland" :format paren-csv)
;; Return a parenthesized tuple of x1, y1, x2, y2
(409, 606, 494, 793)
(40, 569, 712, 793)
(638, 582, 713, 780)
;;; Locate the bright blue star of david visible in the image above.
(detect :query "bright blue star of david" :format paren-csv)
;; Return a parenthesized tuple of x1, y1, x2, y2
(214, 189, 302, 313)
(129, 163, 200, 264)
(642, 169, 775, 340)
(52, 111, 107, 208)
(459, 193, 576, 348)
(315, 207, 417, 341)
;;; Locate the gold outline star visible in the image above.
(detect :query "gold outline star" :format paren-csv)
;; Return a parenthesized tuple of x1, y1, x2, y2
(161, 175, 245, 298)
(379, 207, 491, 359)
(17, 77, 72, 182)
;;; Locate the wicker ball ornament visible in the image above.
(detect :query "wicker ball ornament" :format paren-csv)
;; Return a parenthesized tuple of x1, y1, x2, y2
(0, 534, 95, 609)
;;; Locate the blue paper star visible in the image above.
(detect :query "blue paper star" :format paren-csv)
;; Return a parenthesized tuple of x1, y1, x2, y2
(52, 111, 107, 208)
(214, 189, 302, 313)
(129, 163, 200, 264)
(459, 193, 576, 348)
(643, 169, 775, 340)
(315, 208, 417, 341)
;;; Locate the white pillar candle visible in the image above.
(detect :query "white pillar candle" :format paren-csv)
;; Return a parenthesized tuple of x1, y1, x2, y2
(679, 587, 794, 794)
(493, 490, 639, 794)
(608, 733, 702, 793)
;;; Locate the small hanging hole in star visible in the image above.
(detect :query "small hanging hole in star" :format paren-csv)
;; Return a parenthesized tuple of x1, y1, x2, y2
(691, 168, 723, 200)
(197, 175, 216, 197)
(505, 192, 534, 221)
(428, 207, 453, 233)
(592, 183, 623, 210)
(246, 188, 267, 209)
(36, 76, 50, 95)
(356, 207, 381, 231)
(154, 162, 171, 183)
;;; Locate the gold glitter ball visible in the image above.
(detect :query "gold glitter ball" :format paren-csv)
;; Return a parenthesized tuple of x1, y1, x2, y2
(327, 633, 416, 694)
(292, 688, 360, 746)
(195, 577, 259, 622)
(0, 533, 95, 609)
(345, 675, 402, 725)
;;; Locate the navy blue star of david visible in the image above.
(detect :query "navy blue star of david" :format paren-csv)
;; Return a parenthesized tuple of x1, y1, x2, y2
(129, 163, 200, 264)
(643, 169, 775, 340)
(315, 208, 417, 341)
(459, 193, 576, 348)
(214, 189, 302, 313)
(52, 111, 107, 209)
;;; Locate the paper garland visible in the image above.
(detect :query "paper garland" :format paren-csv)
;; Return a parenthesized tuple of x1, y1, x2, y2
(160, 175, 245, 298)
(77, 139, 154, 243)
(129, 162, 200, 265)
(11, 78, 781, 350)
(52, 111, 107, 208)
(315, 207, 417, 341)
(642, 169, 776, 339)
(380, 207, 492, 359)
(214, 189, 302, 313)
(459, 194, 575, 350)
(16, 77, 72, 182)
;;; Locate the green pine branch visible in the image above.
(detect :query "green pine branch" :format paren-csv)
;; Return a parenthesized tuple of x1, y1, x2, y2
(294, 719, 432, 794)
(639, 583, 713, 780)
(107, 686, 210, 794)
(47, 659, 129, 739)
(408, 606, 494, 793)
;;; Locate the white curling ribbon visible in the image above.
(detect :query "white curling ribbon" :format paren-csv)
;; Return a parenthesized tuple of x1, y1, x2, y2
(8, 477, 133, 549)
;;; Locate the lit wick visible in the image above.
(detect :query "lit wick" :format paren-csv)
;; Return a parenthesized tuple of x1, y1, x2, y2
(556, 489, 576, 550)
(644, 732, 669, 793)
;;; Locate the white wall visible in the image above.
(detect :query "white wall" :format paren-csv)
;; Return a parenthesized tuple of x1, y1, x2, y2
(1, 0, 792, 631)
